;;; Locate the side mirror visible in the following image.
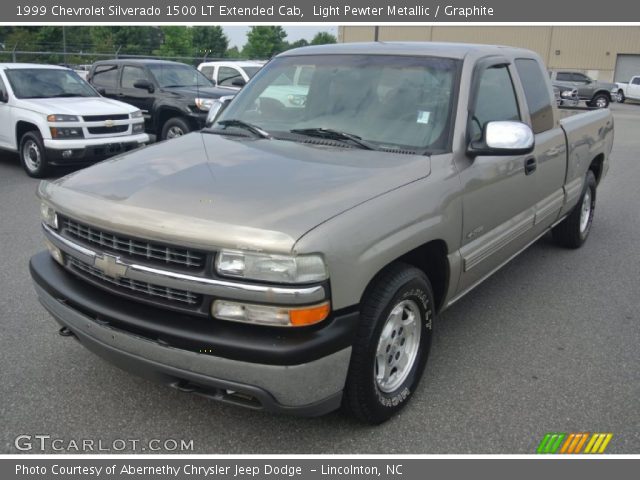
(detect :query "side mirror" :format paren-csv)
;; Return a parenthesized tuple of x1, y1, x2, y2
(205, 96, 234, 127)
(133, 79, 154, 93)
(468, 121, 534, 157)
(0, 90, 8, 103)
(231, 78, 246, 87)
(210, 79, 216, 86)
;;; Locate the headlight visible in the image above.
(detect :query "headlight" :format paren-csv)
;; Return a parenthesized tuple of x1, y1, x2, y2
(50, 127, 84, 139)
(132, 123, 145, 133)
(215, 249, 328, 284)
(195, 98, 215, 111)
(287, 94, 306, 106)
(47, 114, 79, 122)
(560, 90, 575, 98)
(130, 110, 143, 118)
(40, 202, 58, 230)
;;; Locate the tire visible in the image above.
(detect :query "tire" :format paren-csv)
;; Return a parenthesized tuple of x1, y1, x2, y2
(552, 170, 597, 249)
(343, 263, 435, 424)
(19, 131, 50, 178)
(589, 94, 609, 108)
(160, 117, 191, 141)
(617, 90, 626, 103)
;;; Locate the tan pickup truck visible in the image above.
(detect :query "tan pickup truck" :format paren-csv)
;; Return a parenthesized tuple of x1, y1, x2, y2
(31, 42, 613, 424)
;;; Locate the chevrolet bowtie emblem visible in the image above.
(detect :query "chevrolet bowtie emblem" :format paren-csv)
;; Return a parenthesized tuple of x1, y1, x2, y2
(104, 120, 115, 127)
(94, 254, 128, 279)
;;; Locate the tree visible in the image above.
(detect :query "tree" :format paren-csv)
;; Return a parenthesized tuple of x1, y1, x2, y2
(310, 32, 337, 45)
(288, 39, 309, 49)
(225, 46, 242, 59)
(155, 26, 193, 57)
(192, 26, 228, 59)
(243, 26, 287, 59)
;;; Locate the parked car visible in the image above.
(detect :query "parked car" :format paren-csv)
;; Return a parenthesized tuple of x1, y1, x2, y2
(87, 59, 234, 140)
(0, 63, 148, 177)
(553, 85, 579, 106)
(31, 43, 613, 424)
(198, 61, 264, 90)
(549, 70, 618, 108)
(614, 75, 640, 103)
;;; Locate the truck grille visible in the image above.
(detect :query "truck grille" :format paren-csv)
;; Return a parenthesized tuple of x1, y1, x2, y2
(83, 114, 129, 121)
(88, 125, 129, 134)
(68, 256, 201, 306)
(61, 217, 206, 269)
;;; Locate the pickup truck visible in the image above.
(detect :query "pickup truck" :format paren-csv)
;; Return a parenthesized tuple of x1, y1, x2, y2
(88, 59, 234, 140)
(30, 43, 613, 424)
(614, 75, 640, 103)
(198, 61, 264, 90)
(549, 70, 618, 108)
(0, 63, 148, 177)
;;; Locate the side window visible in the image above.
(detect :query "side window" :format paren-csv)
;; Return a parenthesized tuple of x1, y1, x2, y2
(555, 72, 572, 82)
(632, 77, 640, 85)
(572, 73, 590, 83)
(218, 67, 241, 86)
(121, 66, 147, 89)
(515, 59, 554, 134)
(92, 64, 118, 88)
(470, 65, 520, 141)
(200, 66, 214, 79)
(0, 74, 8, 101)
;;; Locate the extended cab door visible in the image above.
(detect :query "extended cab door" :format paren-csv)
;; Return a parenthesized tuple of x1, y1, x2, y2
(455, 59, 540, 293)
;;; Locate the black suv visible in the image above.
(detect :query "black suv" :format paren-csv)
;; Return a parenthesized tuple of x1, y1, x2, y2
(88, 59, 234, 140)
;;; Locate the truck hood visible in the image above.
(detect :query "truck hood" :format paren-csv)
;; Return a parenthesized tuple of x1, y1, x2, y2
(19, 96, 137, 116)
(40, 133, 431, 253)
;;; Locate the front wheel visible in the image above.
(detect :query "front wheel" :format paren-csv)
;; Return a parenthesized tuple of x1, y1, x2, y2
(20, 131, 50, 178)
(160, 117, 191, 141)
(617, 90, 626, 103)
(589, 94, 610, 108)
(343, 263, 434, 424)
(552, 170, 597, 249)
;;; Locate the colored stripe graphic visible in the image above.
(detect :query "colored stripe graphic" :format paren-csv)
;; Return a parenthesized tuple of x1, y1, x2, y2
(538, 433, 613, 454)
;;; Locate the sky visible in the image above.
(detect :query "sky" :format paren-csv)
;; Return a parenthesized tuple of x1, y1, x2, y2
(223, 26, 338, 48)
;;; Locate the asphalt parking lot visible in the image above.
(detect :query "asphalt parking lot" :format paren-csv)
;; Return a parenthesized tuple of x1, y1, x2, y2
(1, 103, 638, 454)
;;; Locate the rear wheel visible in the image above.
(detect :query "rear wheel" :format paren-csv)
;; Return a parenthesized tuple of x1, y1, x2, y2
(552, 170, 597, 249)
(20, 131, 50, 178)
(160, 117, 191, 140)
(343, 263, 434, 424)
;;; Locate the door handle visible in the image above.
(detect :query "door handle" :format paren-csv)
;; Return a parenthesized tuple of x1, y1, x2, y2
(525, 157, 537, 175)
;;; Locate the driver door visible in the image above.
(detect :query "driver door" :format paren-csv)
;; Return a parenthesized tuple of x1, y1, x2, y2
(455, 60, 539, 293)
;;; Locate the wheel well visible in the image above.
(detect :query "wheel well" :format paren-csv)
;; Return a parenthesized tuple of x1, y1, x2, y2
(589, 154, 605, 185)
(156, 109, 191, 135)
(16, 121, 40, 147)
(364, 240, 449, 314)
(593, 90, 611, 100)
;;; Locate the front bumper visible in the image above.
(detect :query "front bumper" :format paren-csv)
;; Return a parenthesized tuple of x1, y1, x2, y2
(43, 134, 149, 165)
(30, 252, 357, 415)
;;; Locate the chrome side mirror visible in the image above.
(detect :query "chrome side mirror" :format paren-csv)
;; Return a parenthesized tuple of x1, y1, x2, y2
(468, 121, 534, 157)
(205, 96, 234, 127)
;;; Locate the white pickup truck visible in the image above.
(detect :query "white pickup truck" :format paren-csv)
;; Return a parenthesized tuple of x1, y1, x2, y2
(615, 75, 640, 103)
(0, 63, 149, 177)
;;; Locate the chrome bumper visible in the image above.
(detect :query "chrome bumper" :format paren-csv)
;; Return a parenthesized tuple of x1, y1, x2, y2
(34, 281, 349, 413)
(42, 223, 326, 306)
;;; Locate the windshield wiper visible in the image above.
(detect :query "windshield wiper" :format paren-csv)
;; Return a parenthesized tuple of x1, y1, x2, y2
(217, 119, 272, 139)
(49, 93, 86, 98)
(290, 128, 376, 150)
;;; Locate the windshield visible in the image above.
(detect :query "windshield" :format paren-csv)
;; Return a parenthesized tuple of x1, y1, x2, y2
(214, 55, 459, 151)
(243, 66, 261, 78)
(5, 68, 98, 99)
(148, 63, 214, 88)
